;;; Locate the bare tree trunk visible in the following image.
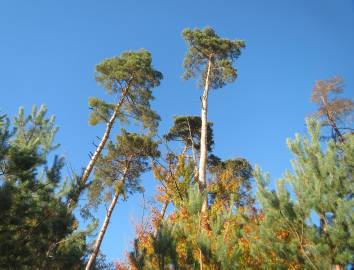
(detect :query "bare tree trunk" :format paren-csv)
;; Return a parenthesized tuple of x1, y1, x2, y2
(186, 118, 199, 178)
(85, 167, 129, 270)
(199, 57, 212, 215)
(199, 248, 203, 270)
(320, 96, 344, 143)
(67, 87, 130, 210)
(327, 112, 344, 143)
(153, 200, 169, 238)
(85, 191, 120, 270)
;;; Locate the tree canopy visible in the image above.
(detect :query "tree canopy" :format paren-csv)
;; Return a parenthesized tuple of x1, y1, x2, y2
(182, 27, 245, 89)
(0, 107, 99, 269)
(1, 26, 353, 270)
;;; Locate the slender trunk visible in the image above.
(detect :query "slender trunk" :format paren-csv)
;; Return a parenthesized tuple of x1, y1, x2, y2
(85, 166, 130, 270)
(85, 191, 120, 270)
(199, 248, 203, 270)
(327, 112, 344, 143)
(67, 87, 130, 210)
(153, 200, 169, 238)
(321, 96, 344, 143)
(199, 57, 212, 214)
(186, 118, 199, 178)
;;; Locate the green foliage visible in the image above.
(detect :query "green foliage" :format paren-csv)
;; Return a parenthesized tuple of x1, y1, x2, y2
(209, 157, 254, 208)
(254, 118, 354, 268)
(0, 107, 114, 270)
(186, 183, 205, 215)
(0, 106, 87, 269)
(4, 27, 353, 270)
(14, 105, 59, 155)
(95, 50, 162, 94)
(88, 130, 160, 208)
(182, 27, 245, 89)
(0, 114, 13, 165)
(89, 49, 163, 134)
(152, 225, 179, 270)
(164, 115, 214, 151)
(128, 239, 147, 270)
(88, 98, 116, 125)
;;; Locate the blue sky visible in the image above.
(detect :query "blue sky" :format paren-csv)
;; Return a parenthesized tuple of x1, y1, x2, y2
(1, 0, 353, 264)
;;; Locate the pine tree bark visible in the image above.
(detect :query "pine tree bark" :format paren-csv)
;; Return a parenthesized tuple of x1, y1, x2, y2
(153, 200, 169, 238)
(326, 112, 344, 143)
(67, 86, 130, 210)
(186, 117, 199, 178)
(199, 56, 212, 215)
(199, 248, 203, 270)
(85, 166, 129, 270)
(320, 95, 344, 143)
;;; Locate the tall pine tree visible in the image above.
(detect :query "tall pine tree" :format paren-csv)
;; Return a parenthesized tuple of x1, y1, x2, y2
(182, 27, 245, 215)
(85, 131, 160, 269)
(67, 49, 162, 210)
(0, 107, 85, 269)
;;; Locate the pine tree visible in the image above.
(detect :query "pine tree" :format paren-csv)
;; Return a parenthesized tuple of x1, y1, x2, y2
(182, 27, 245, 215)
(0, 106, 86, 269)
(254, 119, 354, 269)
(208, 157, 254, 210)
(311, 76, 353, 142)
(164, 115, 215, 188)
(0, 106, 115, 270)
(67, 49, 162, 210)
(85, 131, 160, 269)
(164, 115, 214, 156)
(121, 151, 256, 270)
(151, 116, 215, 238)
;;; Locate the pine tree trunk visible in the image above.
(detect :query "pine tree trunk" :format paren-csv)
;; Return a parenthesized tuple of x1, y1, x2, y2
(186, 117, 199, 178)
(320, 96, 344, 143)
(199, 57, 212, 215)
(327, 112, 344, 143)
(199, 248, 203, 270)
(153, 200, 169, 238)
(85, 191, 120, 270)
(67, 87, 130, 210)
(85, 166, 129, 270)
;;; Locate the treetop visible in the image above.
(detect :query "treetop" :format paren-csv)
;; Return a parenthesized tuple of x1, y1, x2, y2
(95, 49, 163, 94)
(164, 115, 214, 151)
(182, 27, 245, 89)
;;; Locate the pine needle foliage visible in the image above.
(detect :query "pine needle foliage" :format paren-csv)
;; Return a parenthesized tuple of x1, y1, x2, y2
(164, 116, 214, 152)
(254, 118, 354, 269)
(68, 49, 162, 211)
(182, 27, 245, 89)
(0, 107, 85, 269)
(182, 27, 246, 216)
(90, 49, 163, 134)
(88, 130, 160, 208)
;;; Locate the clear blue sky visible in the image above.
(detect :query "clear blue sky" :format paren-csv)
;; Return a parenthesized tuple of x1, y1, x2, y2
(1, 0, 353, 264)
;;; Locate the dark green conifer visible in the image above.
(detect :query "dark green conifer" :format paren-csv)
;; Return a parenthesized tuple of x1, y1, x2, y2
(0, 107, 84, 269)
